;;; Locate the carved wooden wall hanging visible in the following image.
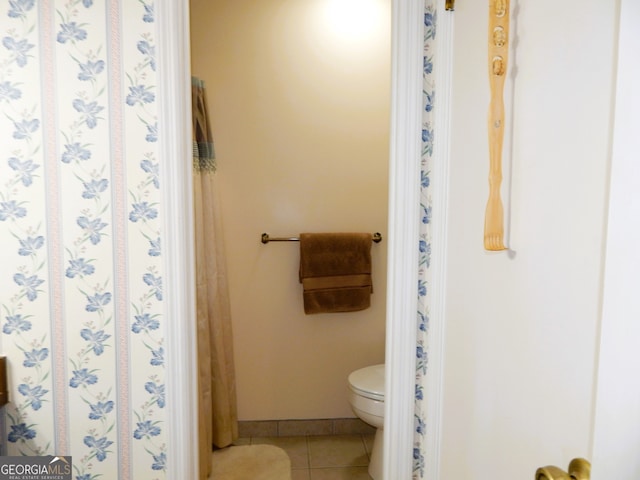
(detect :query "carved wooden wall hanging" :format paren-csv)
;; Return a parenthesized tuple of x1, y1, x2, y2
(484, 0, 509, 251)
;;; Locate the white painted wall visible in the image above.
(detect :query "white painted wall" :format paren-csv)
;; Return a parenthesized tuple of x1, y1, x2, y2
(441, 0, 618, 477)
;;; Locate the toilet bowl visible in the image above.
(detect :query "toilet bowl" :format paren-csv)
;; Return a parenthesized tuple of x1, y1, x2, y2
(348, 364, 385, 480)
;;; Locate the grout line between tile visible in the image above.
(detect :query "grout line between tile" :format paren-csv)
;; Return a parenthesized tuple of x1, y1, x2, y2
(244, 433, 374, 479)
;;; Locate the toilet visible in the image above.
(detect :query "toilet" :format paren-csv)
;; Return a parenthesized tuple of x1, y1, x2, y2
(348, 364, 385, 480)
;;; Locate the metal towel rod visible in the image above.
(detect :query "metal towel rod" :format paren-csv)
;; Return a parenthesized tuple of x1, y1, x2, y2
(261, 232, 382, 244)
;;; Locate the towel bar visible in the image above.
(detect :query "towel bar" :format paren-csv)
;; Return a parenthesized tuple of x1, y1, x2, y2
(261, 232, 382, 244)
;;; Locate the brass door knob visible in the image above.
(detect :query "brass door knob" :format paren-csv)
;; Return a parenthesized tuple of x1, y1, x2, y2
(568, 458, 590, 480)
(535, 458, 590, 480)
(536, 465, 572, 480)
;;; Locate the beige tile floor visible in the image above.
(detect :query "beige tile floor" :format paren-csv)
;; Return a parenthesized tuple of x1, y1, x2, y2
(235, 433, 375, 479)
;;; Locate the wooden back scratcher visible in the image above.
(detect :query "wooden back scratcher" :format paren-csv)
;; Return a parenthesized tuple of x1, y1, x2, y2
(484, 0, 509, 251)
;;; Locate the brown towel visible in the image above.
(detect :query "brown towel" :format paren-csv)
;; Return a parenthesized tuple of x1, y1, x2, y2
(299, 233, 373, 314)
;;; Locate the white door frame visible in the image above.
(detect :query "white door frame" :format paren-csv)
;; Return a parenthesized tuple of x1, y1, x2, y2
(157, 0, 198, 478)
(383, 1, 453, 479)
(591, 0, 640, 477)
(382, 0, 425, 478)
(156, 1, 451, 479)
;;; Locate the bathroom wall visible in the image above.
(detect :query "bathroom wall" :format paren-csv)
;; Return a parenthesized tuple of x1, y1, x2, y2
(190, 0, 390, 420)
(441, 0, 617, 477)
(0, 2, 166, 479)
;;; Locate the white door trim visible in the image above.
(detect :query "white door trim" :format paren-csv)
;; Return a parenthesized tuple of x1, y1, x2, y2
(157, 1, 452, 478)
(383, 0, 423, 477)
(591, 1, 640, 477)
(157, 1, 199, 479)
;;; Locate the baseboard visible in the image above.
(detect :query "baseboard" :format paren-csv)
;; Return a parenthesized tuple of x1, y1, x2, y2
(238, 418, 375, 438)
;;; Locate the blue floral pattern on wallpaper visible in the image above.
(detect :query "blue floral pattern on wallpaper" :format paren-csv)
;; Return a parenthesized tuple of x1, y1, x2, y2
(55, 3, 117, 477)
(0, 0, 53, 456)
(414, 2, 436, 479)
(124, 1, 165, 475)
(0, 1, 164, 478)
(56, 2, 117, 478)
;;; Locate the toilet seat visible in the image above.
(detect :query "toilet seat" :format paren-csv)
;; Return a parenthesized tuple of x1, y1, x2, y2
(348, 364, 385, 402)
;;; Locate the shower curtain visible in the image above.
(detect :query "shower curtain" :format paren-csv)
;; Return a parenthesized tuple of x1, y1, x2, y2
(192, 77, 238, 479)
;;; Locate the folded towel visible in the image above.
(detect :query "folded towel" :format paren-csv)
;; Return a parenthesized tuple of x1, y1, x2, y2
(299, 233, 373, 314)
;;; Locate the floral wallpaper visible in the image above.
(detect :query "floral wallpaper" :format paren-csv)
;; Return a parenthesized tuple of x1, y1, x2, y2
(0, 1, 165, 479)
(414, 1, 436, 478)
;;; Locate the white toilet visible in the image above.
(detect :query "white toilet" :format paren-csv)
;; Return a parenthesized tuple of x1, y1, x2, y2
(348, 364, 385, 480)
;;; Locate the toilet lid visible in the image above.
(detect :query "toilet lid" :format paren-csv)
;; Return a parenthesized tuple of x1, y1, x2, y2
(348, 364, 385, 401)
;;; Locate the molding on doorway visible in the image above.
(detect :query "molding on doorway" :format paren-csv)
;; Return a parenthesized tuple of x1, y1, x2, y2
(384, 0, 423, 478)
(591, 1, 640, 477)
(159, 0, 454, 478)
(157, 1, 199, 478)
